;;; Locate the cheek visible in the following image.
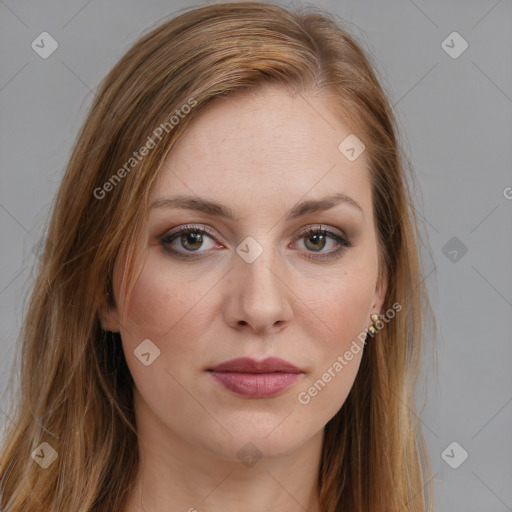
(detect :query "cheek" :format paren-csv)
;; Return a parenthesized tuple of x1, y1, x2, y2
(303, 271, 371, 367)
(116, 256, 218, 418)
(292, 256, 376, 418)
(323, 275, 372, 328)
(117, 254, 214, 364)
(296, 252, 377, 347)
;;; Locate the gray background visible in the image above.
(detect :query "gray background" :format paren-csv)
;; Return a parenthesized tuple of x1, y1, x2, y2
(1, 1, 511, 510)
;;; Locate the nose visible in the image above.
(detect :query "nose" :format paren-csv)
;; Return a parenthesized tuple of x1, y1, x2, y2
(222, 241, 293, 336)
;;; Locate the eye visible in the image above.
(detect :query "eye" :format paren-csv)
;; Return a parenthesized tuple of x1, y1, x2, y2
(161, 224, 220, 258)
(160, 224, 352, 261)
(292, 225, 352, 261)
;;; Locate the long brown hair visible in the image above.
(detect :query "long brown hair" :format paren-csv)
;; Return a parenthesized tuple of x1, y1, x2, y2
(0, 2, 435, 510)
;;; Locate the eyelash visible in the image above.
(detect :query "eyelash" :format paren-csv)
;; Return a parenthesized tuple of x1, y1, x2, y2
(161, 223, 352, 261)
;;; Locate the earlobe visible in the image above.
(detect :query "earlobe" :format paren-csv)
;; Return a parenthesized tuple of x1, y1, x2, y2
(98, 304, 120, 333)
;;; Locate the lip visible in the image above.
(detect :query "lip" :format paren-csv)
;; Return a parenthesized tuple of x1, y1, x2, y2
(208, 357, 303, 374)
(207, 357, 304, 398)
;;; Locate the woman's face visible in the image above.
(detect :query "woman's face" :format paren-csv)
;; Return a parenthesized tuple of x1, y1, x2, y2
(103, 85, 387, 461)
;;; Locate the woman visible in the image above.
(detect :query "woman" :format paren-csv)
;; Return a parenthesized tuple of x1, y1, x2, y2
(0, 2, 435, 511)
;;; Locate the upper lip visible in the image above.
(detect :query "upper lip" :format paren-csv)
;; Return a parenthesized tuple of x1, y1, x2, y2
(208, 357, 304, 374)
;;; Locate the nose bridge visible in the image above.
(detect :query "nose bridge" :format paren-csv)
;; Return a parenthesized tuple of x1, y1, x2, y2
(237, 233, 282, 301)
(228, 233, 292, 332)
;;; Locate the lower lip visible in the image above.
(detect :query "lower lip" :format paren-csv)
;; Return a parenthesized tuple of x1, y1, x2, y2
(209, 371, 302, 398)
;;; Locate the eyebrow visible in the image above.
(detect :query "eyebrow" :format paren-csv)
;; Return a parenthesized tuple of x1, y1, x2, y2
(150, 192, 364, 221)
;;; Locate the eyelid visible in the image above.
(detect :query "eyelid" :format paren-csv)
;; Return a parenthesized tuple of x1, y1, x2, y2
(294, 224, 346, 240)
(163, 223, 218, 240)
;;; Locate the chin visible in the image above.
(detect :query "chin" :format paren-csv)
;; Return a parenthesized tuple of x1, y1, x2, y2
(199, 414, 317, 463)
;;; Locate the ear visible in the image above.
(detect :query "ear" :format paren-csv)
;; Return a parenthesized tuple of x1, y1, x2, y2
(98, 300, 121, 333)
(372, 264, 388, 313)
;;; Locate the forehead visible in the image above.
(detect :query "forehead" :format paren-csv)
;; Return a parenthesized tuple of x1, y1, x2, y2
(150, 86, 372, 218)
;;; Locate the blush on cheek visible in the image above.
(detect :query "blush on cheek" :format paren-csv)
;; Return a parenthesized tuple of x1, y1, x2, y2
(304, 273, 374, 343)
(119, 256, 186, 338)
(120, 264, 217, 367)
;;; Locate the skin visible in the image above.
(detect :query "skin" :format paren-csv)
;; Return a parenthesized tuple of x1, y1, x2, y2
(101, 84, 387, 512)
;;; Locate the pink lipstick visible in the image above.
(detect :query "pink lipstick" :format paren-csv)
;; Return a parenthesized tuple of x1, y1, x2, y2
(207, 357, 304, 398)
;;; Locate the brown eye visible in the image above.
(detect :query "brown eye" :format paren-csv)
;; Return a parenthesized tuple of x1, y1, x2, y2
(303, 231, 328, 251)
(294, 226, 352, 261)
(161, 225, 219, 257)
(160, 224, 352, 261)
(177, 231, 204, 251)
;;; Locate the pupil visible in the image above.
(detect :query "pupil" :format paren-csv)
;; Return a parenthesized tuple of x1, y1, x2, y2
(307, 234, 325, 251)
(183, 232, 202, 250)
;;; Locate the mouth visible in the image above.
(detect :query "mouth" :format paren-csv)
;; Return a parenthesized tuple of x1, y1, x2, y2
(207, 357, 304, 398)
